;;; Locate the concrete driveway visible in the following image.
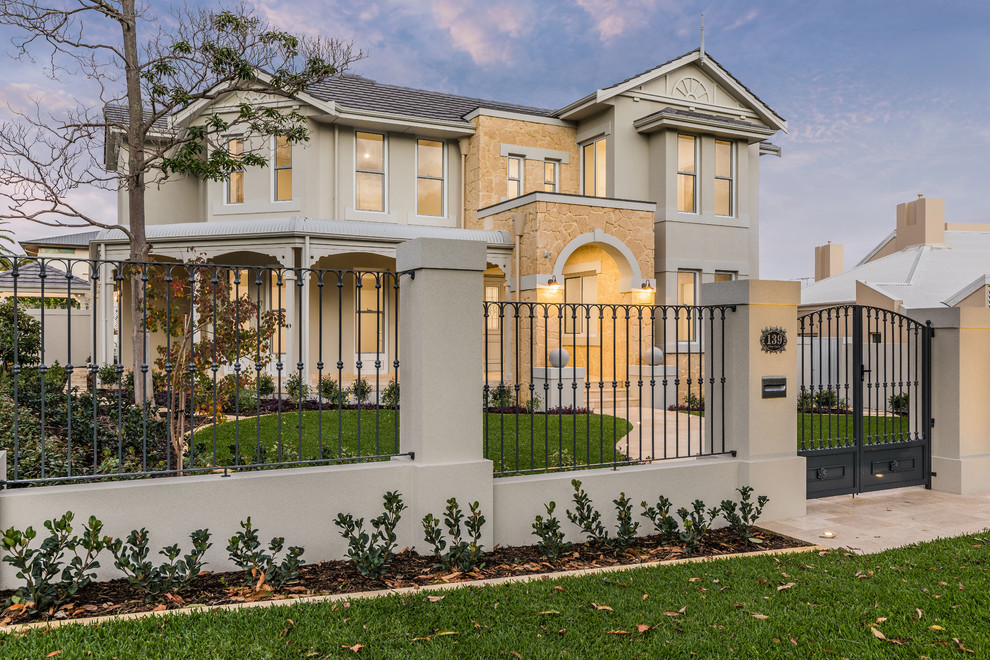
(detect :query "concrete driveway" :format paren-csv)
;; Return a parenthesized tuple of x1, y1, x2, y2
(761, 487, 990, 554)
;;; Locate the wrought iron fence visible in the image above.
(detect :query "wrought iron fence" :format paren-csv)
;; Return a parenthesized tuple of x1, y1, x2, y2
(483, 300, 735, 476)
(0, 256, 408, 487)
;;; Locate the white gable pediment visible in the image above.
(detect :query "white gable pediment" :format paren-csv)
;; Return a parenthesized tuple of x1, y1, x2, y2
(579, 51, 786, 133)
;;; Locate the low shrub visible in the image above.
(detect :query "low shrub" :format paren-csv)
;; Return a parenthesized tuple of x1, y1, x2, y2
(422, 498, 486, 572)
(1, 512, 107, 615)
(531, 502, 569, 561)
(97, 363, 119, 387)
(350, 377, 372, 404)
(109, 528, 212, 600)
(380, 379, 399, 408)
(641, 495, 679, 545)
(334, 491, 406, 579)
(613, 492, 639, 551)
(226, 518, 305, 591)
(257, 373, 276, 397)
(677, 500, 720, 553)
(889, 392, 910, 415)
(720, 486, 769, 544)
(318, 375, 346, 405)
(285, 372, 309, 403)
(484, 382, 515, 409)
(565, 479, 612, 549)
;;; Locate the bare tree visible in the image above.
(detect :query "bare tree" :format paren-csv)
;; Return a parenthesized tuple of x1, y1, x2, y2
(0, 0, 361, 401)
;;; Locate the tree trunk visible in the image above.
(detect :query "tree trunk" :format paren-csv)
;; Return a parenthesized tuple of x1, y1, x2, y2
(120, 0, 151, 404)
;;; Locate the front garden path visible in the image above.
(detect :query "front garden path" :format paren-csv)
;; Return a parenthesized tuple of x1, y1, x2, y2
(763, 486, 990, 553)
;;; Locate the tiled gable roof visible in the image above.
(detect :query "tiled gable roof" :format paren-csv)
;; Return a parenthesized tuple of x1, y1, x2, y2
(306, 75, 553, 123)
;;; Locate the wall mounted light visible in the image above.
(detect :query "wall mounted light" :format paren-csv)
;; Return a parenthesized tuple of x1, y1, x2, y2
(547, 275, 561, 289)
(641, 280, 654, 291)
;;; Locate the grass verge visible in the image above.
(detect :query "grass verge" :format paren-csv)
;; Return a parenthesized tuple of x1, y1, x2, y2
(2, 533, 988, 658)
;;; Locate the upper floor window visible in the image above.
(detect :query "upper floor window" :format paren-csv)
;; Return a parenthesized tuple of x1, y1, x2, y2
(582, 137, 606, 197)
(274, 136, 292, 202)
(715, 140, 733, 216)
(227, 138, 244, 205)
(506, 155, 523, 198)
(543, 160, 558, 192)
(714, 270, 737, 283)
(417, 139, 444, 216)
(355, 132, 386, 212)
(677, 134, 696, 213)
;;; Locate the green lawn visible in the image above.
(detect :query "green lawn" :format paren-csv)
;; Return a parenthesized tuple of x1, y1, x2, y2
(4, 533, 989, 658)
(191, 410, 633, 474)
(798, 412, 912, 448)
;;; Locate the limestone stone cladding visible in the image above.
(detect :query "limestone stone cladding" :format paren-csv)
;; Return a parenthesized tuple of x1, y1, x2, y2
(463, 115, 580, 229)
(482, 199, 658, 391)
(483, 200, 653, 298)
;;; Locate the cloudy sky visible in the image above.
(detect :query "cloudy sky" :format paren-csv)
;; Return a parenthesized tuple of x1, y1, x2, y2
(1, 0, 988, 280)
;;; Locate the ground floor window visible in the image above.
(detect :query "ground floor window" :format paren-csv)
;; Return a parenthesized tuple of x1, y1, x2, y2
(356, 272, 386, 356)
(564, 273, 598, 335)
(677, 270, 699, 341)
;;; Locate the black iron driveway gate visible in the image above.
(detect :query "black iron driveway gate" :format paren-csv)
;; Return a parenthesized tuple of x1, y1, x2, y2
(797, 306, 933, 499)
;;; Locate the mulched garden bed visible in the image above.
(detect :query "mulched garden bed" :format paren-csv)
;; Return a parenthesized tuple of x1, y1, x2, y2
(0, 527, 808, 626)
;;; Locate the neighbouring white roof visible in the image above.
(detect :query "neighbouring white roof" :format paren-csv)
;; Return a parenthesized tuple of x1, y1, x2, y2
(95, 217, 513, 246)
(801, 230, 990, 310)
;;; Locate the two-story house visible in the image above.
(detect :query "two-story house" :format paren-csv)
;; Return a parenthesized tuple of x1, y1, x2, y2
(88, 48, 786, 390)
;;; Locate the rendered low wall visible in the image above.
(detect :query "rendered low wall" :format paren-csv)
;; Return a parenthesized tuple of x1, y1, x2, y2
(0, 241, 811, 590)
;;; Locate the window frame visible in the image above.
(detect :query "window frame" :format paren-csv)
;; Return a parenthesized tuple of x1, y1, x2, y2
(226, 137, 245, 205)
(581, 137, 607, 197)
(272, 135, 293, 203)
(563, 272, 599, 337)
(713, 270, 737, 283)
(676, 134, 697, 214)
(354, 131, 387, 213)
(714, 139, 734, 217)
(415, 138, 446, 217)
(543, 159, 559, 193)
(506, 155, 524, 199)
(354, 272, 388, 361)
(676, 269, 700, 342)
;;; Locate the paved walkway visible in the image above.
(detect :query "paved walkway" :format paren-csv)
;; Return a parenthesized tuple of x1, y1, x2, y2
(596, 404, 711, 460)
(762, 487, 990, 554)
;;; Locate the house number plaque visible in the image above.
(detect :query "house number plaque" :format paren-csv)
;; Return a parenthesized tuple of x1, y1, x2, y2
(760, 326, 787, 354)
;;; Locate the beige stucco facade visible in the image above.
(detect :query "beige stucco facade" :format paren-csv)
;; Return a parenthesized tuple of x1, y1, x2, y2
(92, 49, 786, 394)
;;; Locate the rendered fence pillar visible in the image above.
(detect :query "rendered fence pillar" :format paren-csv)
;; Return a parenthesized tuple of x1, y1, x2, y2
(702, 280, 806, 520)
(911, 307, 990, 494)
(396, 238, 494, 548)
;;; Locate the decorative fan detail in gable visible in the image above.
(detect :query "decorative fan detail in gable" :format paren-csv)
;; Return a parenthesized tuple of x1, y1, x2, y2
(672, 77, 709, 103)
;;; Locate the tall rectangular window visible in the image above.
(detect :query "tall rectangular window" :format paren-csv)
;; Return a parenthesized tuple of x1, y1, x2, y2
(677, 270, 698, 341)
(227, 138, 244, 204)
(417, 139, 444, 216)
(564, 273, 598, 335)
(274, 136, 292, 202)
(484, 284, 501, 332)
(356, 273, 385, 355)
(506, 156, 523, 198)
(677, 134, 696, 213)
(582, 138, 606, 197)
(543, 160, 558, 192)
(270, 272, 286, 355)
(355, 132, 385, 212)
(715, 140, 733, 216)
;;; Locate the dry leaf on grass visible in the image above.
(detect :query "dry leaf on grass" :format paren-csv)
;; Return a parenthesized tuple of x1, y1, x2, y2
(592, 603, 613, 611)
